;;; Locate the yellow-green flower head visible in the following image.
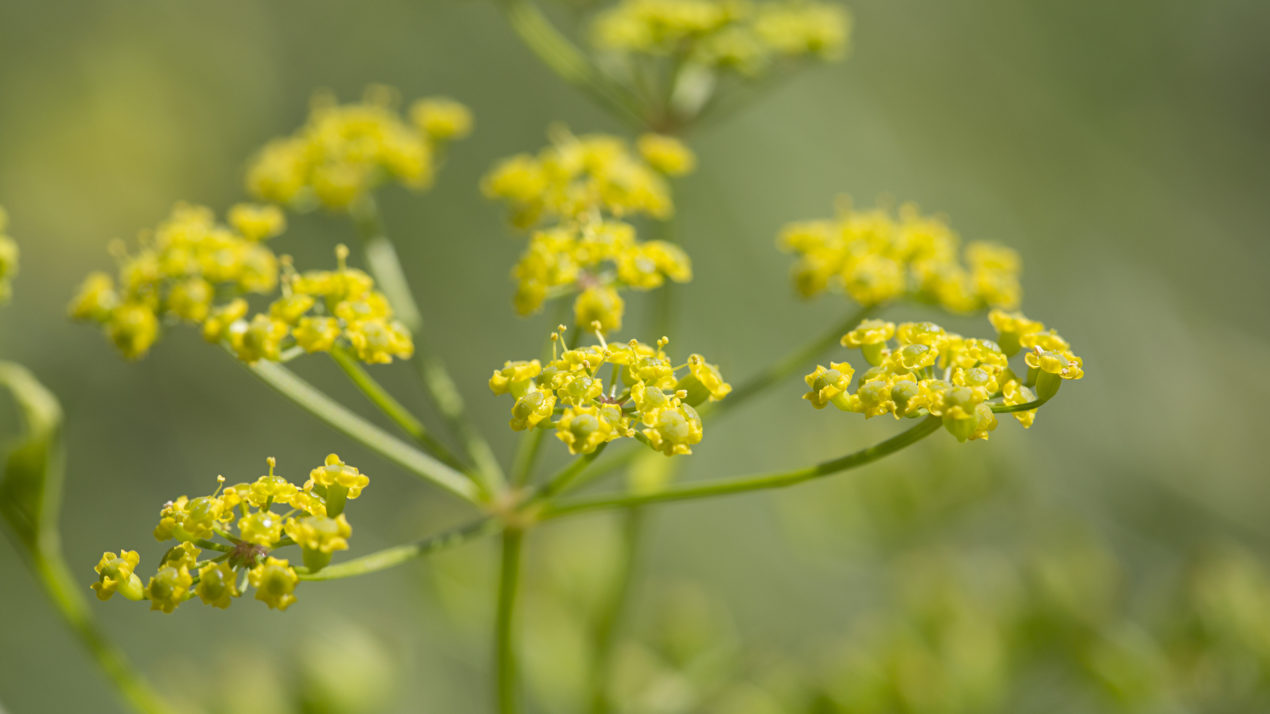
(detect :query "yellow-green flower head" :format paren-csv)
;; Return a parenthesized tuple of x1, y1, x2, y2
(988, 308, 1044, 356)
(91, 550, 145, 602)
(229, 314, 290, 364)
(269, 293, 316, 325)
(637, 134, 697, 176)
(154, 494, 227, 541)
(780, 198, 1023, 314)
(494, 330, 723, 456)
(1003, 379, 1037, 428)
(195, 562, 240, 609)
(806, 313, 1078, 439)
(228, 203, 287, 242)
(146, 565, 194, 613)
(104, 303, 160, 360)
(574, 285, 625, 334)
(410, 97, 474, 142)
(803, 362, 854, 409)
(641, 402, 703, 456)
(309, 454, 370, 500)
(490, 360, 543, 397)
(249, 557, 299, 611)
(70, 203, 285, 360)
(679, 353, 733, 405)
(247, 87, 470, 211)
(293, 316, 342, 352)
(285, 514, 352, 555)
(483, 129, 682, 229)
(510, 219, 692, 328)
(238, 510, 285, 547)
(591, 0, 848, 75)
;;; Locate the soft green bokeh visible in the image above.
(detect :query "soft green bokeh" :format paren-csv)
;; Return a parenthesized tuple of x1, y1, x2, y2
(1, 0, 1268, 712)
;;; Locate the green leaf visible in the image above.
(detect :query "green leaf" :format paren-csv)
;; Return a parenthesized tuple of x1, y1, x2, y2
(0, 361, 64, 553)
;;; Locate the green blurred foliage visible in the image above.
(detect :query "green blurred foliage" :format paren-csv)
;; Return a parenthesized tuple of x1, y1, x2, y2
(1, 0, 1268, 712)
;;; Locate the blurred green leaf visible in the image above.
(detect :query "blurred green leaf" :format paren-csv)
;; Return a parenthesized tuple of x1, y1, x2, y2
(0, 360, 64, 553)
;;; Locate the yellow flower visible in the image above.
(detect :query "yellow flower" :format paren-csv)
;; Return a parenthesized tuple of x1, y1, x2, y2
(91, 550, 145, 602)
(641, 402, 703, 456)
(410, 97, 474, 141)
(988, 308, 1044, 356)
(228, 203, 286, 242)
(510, 386, 557, 431)
(293, 316, 342, 353)
(309, 454, 370, 500)
(68, 272, 118, 322)
(556, 404, 618, 455)
(195, 562, 240, 609)
(249, 557, 299, 611)
(146, 565, 194, 613)
(285, 514, 352, 555)
(574, 285, 625, 334)
(238, 510, 285, 547)
(105, 303, 160, 360)
(1003, 379, 1038, 428)
(344, 318, 414, 364)
(637, 134, 696, 176)
(803, 362, 854, 409)
(202, 298, 249, 343)
(680, 353, 732, 404)
(230, 313, 290, 364)
(489, 360, 542, 396)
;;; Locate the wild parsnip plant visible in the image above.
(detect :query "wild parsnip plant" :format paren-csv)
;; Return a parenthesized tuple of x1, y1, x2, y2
(0, 2, 1092, 713)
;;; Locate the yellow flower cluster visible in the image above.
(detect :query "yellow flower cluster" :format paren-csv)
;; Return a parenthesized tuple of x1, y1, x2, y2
(512, 220, 692, 332)
(68, 202, 412, 364)
(67, 203, 283, 360)
(780, 199, 1023, 312)
(246, 87, 472, 211)
(485, 129, 696, 331)
(0, 207, 18, 305)
(489, 327, 731, 456)
(483, 128, 690, 229)
(804, 312, 1082, 441)
(92, 455, 366, 613)
(592, 0, 851, 76)
(213, 244, 415, 365)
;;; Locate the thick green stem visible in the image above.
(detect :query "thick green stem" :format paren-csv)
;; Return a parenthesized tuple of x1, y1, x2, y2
(328, 346, 469, 473)
(297, 517, 499, 581)
(495, 529, 525, 714)
(587, 507, 644, 714)
(31, 547, 172, 714)
(500, 0, 645, 127)
(544, 416, 942, 518)
(702, 304, 874, 420)
(349, 198, 506, 493)
(244, 358, 481, 504)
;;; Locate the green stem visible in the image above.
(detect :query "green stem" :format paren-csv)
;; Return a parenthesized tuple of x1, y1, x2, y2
(297, 518, 499, 581)
(544, 416, 942, 519)
(495, 529, 525, 714)
(532, 445, 607, 503)
(243, 358, 482, 504)
(587, 507, 644, 714)
(991, 396, 1052, 413)
(510, 428, 547, 488)
(702, 304, 874, 420)
(31, 548, 172, 714)
(349, 198, 506, 494)
(328, 345, 469, 473)
(499, 0, 645, 128)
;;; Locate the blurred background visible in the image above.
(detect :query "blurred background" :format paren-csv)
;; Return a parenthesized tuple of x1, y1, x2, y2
(1, 0, 1268, 712)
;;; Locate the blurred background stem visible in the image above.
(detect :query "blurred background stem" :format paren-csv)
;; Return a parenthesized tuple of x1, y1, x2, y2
(495, 528, 525, 714)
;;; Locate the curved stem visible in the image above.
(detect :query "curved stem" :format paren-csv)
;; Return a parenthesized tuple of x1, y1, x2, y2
(297, 517, 499, 581)
(701, 304, 874, 420)
(31, 548, 172, 714)
(543, 416, 942, 519)
(499, 0, 645, 128)
(328, 346, 469, 473)
(244, 358, 482, 504)
(350, 198, 506, 494)
(991, 396, 1051, 414)
(586, 507, 644, 714)
(495, 529, 525, 714)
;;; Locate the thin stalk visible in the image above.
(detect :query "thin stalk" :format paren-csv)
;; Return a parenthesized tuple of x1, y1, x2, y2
(991, 396, 1052, 413)
(244, 358, 482, 504)
(510, 428, 547, 488)
(495, 529, 526, 714)
(586, 507, 644, 714)
(297, 517, 499, 581)
(544, 416, 942, 519)
(328, 345, 469, 473)
(702, 304, 874, 420)
(31, 547, 171, 714)
(532, 445, 607, 503)
(499, 0, 645, 128)
(350, 198, 506, 493)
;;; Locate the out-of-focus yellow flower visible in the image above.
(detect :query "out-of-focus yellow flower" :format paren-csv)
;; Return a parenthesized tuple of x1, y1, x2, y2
(637, 134, 697, 176)
(410, 97, 474, 142)
(0, 206, 18, 304)
(780, 198, 1023, 314)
